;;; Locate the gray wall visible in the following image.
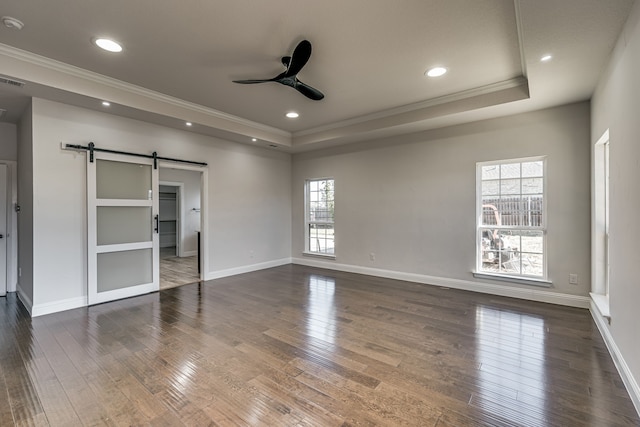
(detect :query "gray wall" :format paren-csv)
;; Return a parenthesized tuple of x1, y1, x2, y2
(26, 97, 291, 312)
(293, 102, 591, 300)
(0, 123, 17, 161)
(591, 0, 640, 403)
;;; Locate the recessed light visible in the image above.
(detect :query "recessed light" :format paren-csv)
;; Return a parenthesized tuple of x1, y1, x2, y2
(286, 112, 299, 119)
(2, 16, 24, 30)
(101, 101, 111, 107)
(540, 54, 552, 62)
(426, 67, 447, 77)
(93, 38, 123, 53)
(185, 122, 193, 127)
(251, 138, 257, 142)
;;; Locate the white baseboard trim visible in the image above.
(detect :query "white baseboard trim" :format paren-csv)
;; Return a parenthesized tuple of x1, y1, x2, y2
(31, 296, 88, 318)
(181, 250, 198, 257)
(16, 286, 33, 316)
(292, 257, 590, 308)
(590, 300, 640, 417)
(205, 258, 292, 281)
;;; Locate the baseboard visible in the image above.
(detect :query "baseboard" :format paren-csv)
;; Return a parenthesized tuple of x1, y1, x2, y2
(16, 286, 33, 316)
(292, 257, 590, 308)
(31, 296, 87, 318)
(19, 258, 290, 317)
(590, 300, 640, 417)
(181, 250, 198, 257)
(205, 258, 292, 281)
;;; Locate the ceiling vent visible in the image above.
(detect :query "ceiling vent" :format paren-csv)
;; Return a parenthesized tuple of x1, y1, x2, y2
(0, 76, 25, 88)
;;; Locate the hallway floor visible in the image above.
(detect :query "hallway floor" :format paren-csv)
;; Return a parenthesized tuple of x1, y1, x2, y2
(160, 246, 200, 290)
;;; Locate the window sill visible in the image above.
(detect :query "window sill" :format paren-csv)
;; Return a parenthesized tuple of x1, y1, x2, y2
(472, 271, 552, 288)
(590, 293, 610, 318)
(303, 251, 336, 260)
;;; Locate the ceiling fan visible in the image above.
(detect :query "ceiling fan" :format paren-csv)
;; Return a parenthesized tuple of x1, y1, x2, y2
(233, 40, 325, 101)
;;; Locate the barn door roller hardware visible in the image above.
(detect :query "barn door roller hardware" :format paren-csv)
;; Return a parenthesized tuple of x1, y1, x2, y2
(64, 142, 208, 168)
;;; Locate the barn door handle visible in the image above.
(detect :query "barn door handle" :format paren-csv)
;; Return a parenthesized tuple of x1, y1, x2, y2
(154, 215, 159, 234)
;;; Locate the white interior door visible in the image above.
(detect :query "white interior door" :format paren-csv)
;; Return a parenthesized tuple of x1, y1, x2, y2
(87, 152, 159, 305)
(0, 164, 6, 297)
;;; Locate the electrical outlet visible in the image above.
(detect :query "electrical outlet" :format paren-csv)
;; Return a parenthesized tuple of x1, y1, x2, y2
(369, 252, 376, 261)
(569, 273, 578, 285)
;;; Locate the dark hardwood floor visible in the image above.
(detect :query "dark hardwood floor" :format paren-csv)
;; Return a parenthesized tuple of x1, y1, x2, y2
(0, 265, 638, 426)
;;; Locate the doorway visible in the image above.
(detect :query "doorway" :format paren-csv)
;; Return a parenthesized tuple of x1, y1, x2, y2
(159, 166, 204, 289)
(0, 161, 17, 297)
(0, 164, 7, 296)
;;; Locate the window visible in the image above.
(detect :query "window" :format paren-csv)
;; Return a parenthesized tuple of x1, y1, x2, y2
(477, 158, 546, 280)
(592, 130, 610, 317)
(305, 178, 335, 255)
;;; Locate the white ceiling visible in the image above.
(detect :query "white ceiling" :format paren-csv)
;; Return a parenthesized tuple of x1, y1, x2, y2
(0, 0, 635, 152)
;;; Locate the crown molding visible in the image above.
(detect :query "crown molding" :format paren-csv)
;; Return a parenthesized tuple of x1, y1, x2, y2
(0, 43, 290, 139)
(294, 77, 529, 139)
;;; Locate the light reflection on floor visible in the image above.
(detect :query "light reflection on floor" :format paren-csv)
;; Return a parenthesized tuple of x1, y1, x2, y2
(306, 275, 337, 345)
(474, 305, 549, 426)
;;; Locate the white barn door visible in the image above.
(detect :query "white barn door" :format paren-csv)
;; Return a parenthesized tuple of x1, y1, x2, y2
(87, 152, 159, 305)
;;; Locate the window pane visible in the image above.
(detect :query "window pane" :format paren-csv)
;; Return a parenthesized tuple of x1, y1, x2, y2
(481, 203, 499, 226)
(482, 165, 500, 180)
(97, 248, 152, 292)
(479, 228, 543, 277)
(480, 229, 519, 274)
(500, 179, 520, 195)
(521, 253, 543, 276)
(500, 163, 520, 179)
(97, 206, 151, 245)
(309, 224, 334, 254)
(482, 180, 499, 196)
(520, 231, 544, 253)
(522, 178, 543, 194)
(522, 161, 543, 177)
(97, 160, 151, 200)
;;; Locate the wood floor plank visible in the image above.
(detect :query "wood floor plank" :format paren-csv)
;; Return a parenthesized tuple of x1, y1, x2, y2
(0, 363, 16, 425)
(0, 266, 638, 426)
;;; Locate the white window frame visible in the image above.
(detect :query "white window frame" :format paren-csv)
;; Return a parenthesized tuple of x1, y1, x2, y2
(591, 130, 610, 318)
(475, 156, 549, 285)
(304, 178, 335, 258)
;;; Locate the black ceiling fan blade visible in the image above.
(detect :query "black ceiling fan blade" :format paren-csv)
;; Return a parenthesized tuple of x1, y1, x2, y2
(295, 80, 324, 101)
(284, 40, 312, 77)
(232, 39, 323, 100)
(232, 79, 273, 84)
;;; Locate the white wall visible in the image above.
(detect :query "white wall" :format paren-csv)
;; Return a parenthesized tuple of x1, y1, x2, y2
(28, 98, 291, 313)
(591, 0, 640, 410)
(160, 168, 201, 255)
(293, 102, 591, 305)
